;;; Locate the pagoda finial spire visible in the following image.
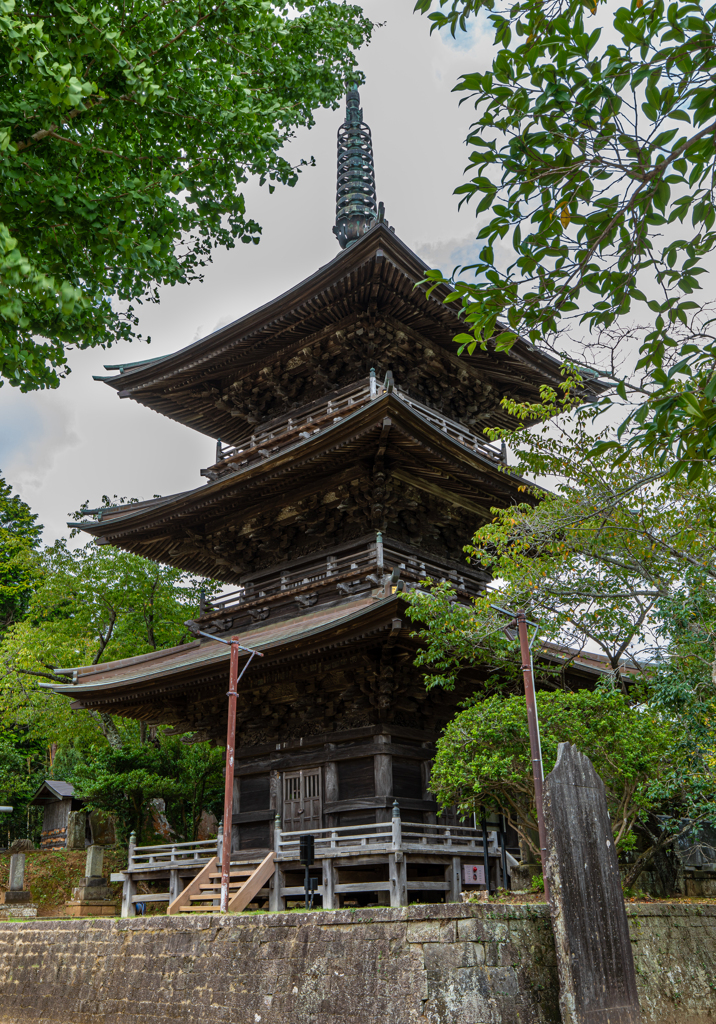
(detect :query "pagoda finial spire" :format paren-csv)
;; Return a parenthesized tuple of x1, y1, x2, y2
(333, 87, 378, 249)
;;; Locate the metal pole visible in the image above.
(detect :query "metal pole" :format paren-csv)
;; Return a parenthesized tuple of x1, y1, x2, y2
(480, 808, 491, 896)
(516, 610, 550, 900)
(220, 639, 241, 914)
(195, 630, 263, 915)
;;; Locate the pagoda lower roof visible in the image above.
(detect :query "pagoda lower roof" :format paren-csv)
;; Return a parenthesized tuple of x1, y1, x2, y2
(39, 593, 617, 722)
(39, 595, 399, 709)
(95, 224, 601, 441)
(72, 391, 535, 582)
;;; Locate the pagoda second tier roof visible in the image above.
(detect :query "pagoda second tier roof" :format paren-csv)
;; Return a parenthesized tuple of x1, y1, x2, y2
(72, 390, 535, 583)
(96, 224, 602, 441)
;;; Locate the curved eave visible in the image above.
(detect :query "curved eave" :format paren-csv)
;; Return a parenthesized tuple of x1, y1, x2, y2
(38, 595, 403, 708)
(72, 392, 535, 554)
(96, 225, 587, 439)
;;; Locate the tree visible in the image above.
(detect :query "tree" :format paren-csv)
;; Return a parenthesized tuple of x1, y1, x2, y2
(0, 489, 225, 843)
(66, 731, 225, 842)
(430, 689, 673, 859)
(0, 0, 372, 391)
(0, 474, 42, 629)
(0, 727, 47, 844)
(404, 390, 716, 885)
(407, 389, 716, 684)
(0, 535, 217, 749)
(416, 0, 716, 473)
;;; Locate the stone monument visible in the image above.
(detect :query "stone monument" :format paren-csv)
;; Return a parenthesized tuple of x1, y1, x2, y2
(0, 852, 38, 919)
(66, 845, 117, 917)
(544, 742, 641, 1024)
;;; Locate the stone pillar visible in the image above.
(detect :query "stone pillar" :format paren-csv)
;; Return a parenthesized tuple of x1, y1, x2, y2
(544, 742, 642, 1024)
(67, 844, 117, 917)
(0, 853, 37, 918)
(76, 845, 110, 898)
(9, 853, 25, 892)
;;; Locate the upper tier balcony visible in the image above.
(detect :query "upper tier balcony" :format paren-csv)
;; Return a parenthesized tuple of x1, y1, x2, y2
(191, 534, 489, 636)
(200, 374, 507, 483)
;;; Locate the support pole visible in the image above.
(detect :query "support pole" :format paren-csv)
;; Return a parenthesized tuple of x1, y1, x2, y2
(516, 610, 550, 900)
(220, 639, 241, 914)
(480, 809, 491, 896)
(195, 629, 263, 915)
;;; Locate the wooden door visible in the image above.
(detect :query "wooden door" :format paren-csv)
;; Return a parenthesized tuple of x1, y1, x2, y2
(283, 769, 322, 832)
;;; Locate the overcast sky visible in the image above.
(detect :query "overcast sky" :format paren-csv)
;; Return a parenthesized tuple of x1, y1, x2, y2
(1, 1, 496, 544)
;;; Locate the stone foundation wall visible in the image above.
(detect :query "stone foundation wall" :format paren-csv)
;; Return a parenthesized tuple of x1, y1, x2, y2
(0, 903, 714, 1024)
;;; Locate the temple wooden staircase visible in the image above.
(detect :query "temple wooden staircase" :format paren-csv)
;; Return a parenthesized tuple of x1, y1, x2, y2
(167, 852, 275, 914)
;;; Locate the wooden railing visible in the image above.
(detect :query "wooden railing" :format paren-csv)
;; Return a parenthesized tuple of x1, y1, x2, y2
(196, 537, 483, 627)
(394, 392, 505, 465)
(206, 542, 380, 615)
(203, 377, 505, 482)
(274, 818, 500, 859)
(206, 382, 375, 479)
(128, 836, 218, 869)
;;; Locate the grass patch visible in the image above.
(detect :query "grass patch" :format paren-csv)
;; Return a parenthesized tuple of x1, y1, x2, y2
(0, 848, 128, 917)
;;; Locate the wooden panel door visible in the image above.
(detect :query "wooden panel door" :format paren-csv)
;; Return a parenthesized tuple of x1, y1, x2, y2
(283, 769, 322, 832)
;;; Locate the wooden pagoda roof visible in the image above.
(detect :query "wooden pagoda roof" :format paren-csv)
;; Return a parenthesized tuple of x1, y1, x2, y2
(96, 224, 598, 441)
(72, 390, 536, 583)
(39, 593, 615, 734)
(39, 595, 402, 712)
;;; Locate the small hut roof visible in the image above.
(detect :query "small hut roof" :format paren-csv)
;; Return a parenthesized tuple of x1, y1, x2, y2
(30, 780, 75, 805)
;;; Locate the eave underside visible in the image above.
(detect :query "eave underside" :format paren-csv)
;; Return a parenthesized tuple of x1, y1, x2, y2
(98, 227, 581, 443)
(75, 396, 531, 583)
(48, 598, 608, 750)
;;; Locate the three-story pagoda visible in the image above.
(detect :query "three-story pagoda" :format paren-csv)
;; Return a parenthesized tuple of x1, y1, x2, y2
(46, 92, 602, 897)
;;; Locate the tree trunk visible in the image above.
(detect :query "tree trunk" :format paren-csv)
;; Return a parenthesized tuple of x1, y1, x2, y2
(622, 817, 682, 890)
(653, 845, 680, 896)
(91, 710, 123, 750)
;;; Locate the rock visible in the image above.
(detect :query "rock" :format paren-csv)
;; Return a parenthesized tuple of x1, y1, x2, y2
(148, 798, 175, 841)
(197, 809, 218, 841)
(66, 811, 88, 850)
(511, 863, 542, 891)
(0, 901, 37, 919)
(8, 839, 33, 854)
(88, 810, 116, 847)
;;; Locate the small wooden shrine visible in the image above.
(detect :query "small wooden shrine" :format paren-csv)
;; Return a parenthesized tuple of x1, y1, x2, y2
(45, 90, 604, 908)
(30, 781, 83, 850)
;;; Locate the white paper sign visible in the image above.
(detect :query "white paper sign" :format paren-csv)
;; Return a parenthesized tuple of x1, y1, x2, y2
(463, 864, 485, 885)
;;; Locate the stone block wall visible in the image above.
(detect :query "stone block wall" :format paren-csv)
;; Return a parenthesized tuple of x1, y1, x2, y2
(0, 903, 714, 1024)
